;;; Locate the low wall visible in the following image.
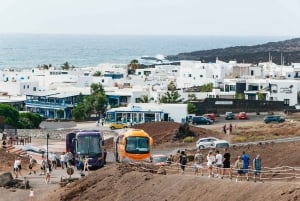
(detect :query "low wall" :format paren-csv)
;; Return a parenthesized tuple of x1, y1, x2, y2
(16, 129, 116, 141)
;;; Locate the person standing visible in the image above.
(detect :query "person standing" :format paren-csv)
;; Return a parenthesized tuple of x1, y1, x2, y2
(234, 156, 244, 182)
(50, 153, 57, 170)
(241, 151, 250, 180)
(253, 154, 263, 182)
(60, 152, 66, 169)
(83, 156, 90, 172)
(193, 150, 204, 176)
(45, 160, 51, 184)
(215, 150, 223, 178)
(103, 149, 107, 165)
(29, 188, 34, 201)
(28, 155, 34, 175)
(15, 156, 22, 177)
(207, 150, 216, 178)
(179, 151, 187, 175)
(40, 156, 46, 176)
(221, 148, 231, 179)
(13, 156, 20, 178)
(66, 151, 73, 167)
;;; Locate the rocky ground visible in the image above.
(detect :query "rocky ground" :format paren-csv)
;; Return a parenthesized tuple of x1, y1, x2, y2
(1, 116, 300, 201)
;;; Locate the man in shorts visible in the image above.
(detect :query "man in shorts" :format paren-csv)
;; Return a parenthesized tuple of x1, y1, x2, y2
(215, 150, 223, 178)
(193, 150, 204, 176)
(253, 154, 263, 182)
(241, 151, 250, 180)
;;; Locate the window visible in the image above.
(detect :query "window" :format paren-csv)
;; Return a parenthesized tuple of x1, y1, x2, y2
(284, 99, 290, 105)
(251, 70, 254, 76)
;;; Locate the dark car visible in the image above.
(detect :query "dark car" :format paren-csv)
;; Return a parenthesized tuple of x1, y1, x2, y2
(192, 116, 213, 125)
(263, 115, 285, 123)
(225, 112, 235, 120)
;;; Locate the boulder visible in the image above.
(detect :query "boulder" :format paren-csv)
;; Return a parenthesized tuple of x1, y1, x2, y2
(0, 172, 14, 187)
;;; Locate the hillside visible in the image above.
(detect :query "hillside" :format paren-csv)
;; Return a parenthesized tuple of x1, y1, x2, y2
(166, 37, 300, 64)
(2, 121, 300, 201)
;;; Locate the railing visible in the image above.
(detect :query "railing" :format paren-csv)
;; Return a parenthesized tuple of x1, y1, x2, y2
(25, 100, 74, 108)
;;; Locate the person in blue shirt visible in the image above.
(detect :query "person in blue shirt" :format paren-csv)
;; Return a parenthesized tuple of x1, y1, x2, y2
(241, 151, 250, 180)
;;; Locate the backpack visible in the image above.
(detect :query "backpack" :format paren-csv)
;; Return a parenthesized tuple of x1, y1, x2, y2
(181, 155, 187, 165)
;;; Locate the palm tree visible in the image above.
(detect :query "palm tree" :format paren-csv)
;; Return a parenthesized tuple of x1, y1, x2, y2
(128, 59, 140, 74)
(139, 95, 149, 103)
(159, 90, 183, 103)
(61, 62, 70, 70)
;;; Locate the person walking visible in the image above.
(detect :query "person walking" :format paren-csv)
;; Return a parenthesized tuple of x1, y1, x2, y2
(253, 154, 263, 182)
(221, 148, 231, 179)
(179, 151, 187, 175)
(241, 151, 250, 180)
(207, 150, 216, 178)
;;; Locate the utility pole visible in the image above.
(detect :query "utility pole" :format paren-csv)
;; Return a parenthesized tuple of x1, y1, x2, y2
(46, 133, 50, 161)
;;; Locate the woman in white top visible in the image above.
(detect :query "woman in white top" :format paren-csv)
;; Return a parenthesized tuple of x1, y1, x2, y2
(215, 150, 223, 178)
(207, 151, 216, 178)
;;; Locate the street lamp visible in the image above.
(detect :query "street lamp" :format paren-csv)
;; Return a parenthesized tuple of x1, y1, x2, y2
(46, 133, 49, 161)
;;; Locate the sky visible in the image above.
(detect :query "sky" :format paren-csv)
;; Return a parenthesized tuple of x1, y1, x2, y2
(0, 0, 300, 36)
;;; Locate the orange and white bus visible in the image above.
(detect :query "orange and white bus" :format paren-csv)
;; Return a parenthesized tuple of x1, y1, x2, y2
(114, 129, 153, 162)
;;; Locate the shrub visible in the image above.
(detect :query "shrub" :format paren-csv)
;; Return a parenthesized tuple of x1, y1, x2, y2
(232, 135, 247, 143)
(183, 136, 194, 143)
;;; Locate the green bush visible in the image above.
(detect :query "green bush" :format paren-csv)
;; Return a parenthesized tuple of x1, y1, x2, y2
(183, 136, 194, 143)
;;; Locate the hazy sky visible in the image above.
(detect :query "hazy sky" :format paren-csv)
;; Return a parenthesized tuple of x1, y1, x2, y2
(0, 0, 300, 36)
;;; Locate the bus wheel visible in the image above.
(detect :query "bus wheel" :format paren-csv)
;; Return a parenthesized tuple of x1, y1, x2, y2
(111, 127, 115, 130)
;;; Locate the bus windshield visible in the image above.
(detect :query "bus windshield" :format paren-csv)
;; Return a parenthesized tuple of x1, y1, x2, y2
(125, 136, 149, 154)
(77, 135, 101, 155)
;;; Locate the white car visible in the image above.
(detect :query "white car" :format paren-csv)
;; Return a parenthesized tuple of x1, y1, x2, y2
(196, 137, 219, 149)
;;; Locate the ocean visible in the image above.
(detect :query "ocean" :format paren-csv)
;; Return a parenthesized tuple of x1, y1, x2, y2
(0, 34, 292, 69)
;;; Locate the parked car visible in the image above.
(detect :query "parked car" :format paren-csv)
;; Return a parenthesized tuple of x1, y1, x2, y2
(109, 122, 128, 129)
(263, 115, 285, 123)
(192, 116, 213, 125)
(225, 112, 235, 120)
(213, 140, 230, 149)
(237, 112, 248, 120)
(196, 137, 219, 149)
(203, 113, 216, 122)
(150, 154, 169, 166)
